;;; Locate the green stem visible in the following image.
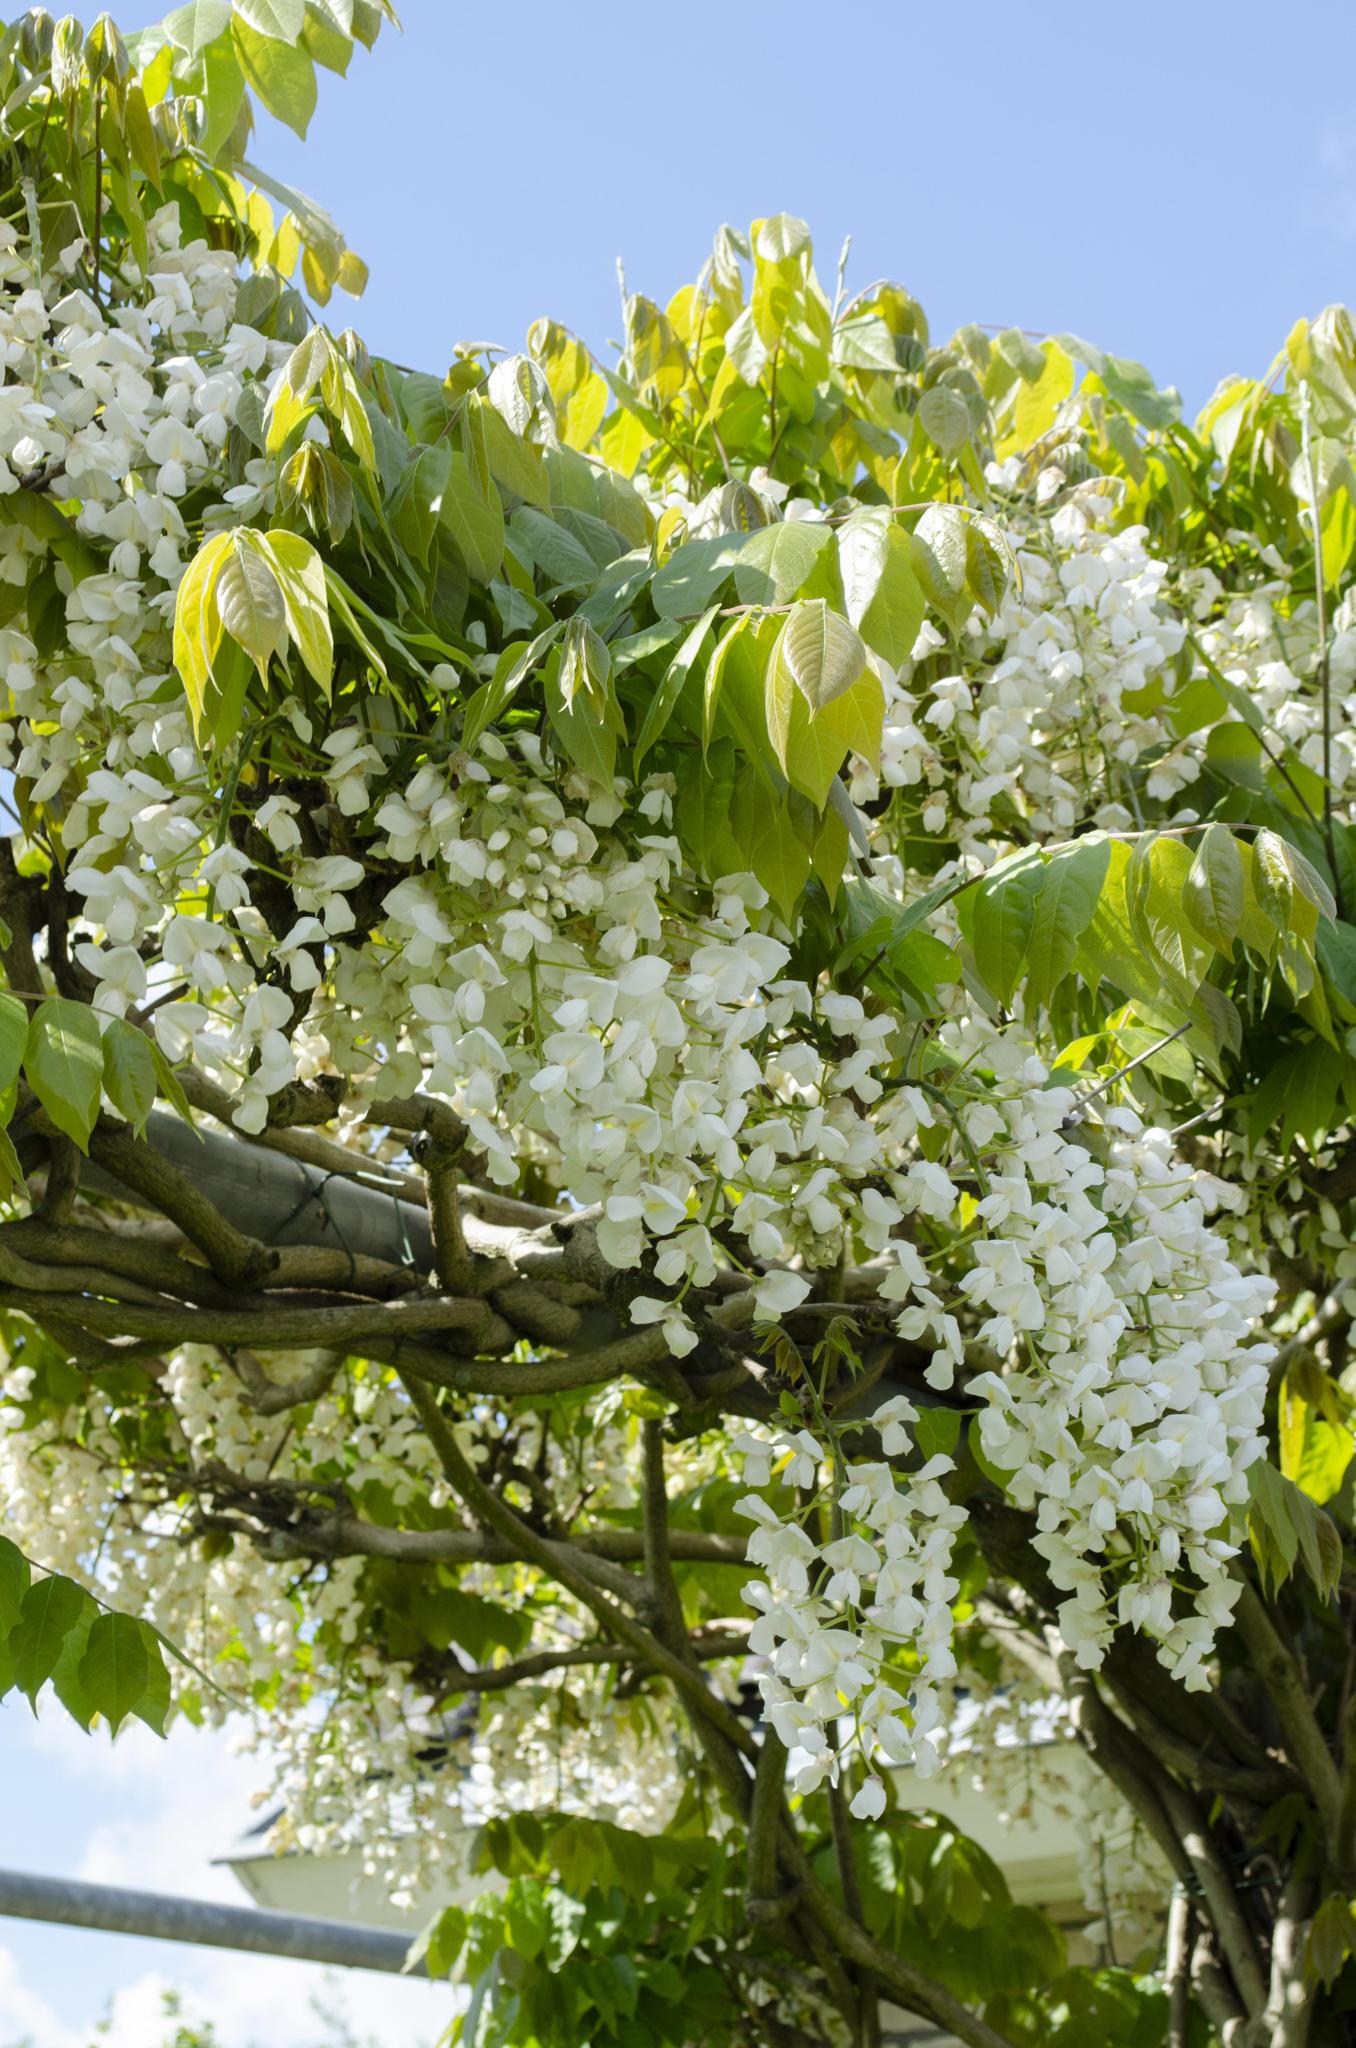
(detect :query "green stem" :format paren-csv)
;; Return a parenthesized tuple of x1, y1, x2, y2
(1299, 381, 1345, 912)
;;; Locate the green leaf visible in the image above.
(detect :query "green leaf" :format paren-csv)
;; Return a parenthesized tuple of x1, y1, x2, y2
(0, 1537, 31, 1631)
(439, 452, 505, 584)
(10, 1575, 91, 1701)
(0, 1127, 24, 1201)
(78, 1612, 152, 1736)
(1307, 1896, 1355, 1990)
(409, 1904, 468, 1980)
(130, 1621, 171, 1735)
(510, 508, 597, 593)
(234, 0, 307, 36)
(172, 530, 233, 736)
(461, 626, 561, 753)
(914, 1408, 962, 1461)
(150, 1043, 198, 1129)
(848, 519, 925, 668)
(965, 519, 1009, 616)
(733, 521, 835, 608)
(651, 534, 746, 621)
(471, 395, 549, 509)
(0, 992, 29, 1096)
(704, 612, 776, 765)
(1249, 1459, 1343, 1600)
(763, 630, 847, 803)
(634, 605, 718, 773)
(162, 0, 232, 54)
(817, 671, 885, 772)
(1255, 828, 1336, 926)
(1023, 839, 1111, 1014)
(390, 440, 451, 568)
(216, 535, 287, 678)
(776, 599, 867, 712)
(25, 999, 104, 1150)
(918, 385, 971, 458)
(1183, 822, 1244, 953)
(1012, 341, 1075, 445)
(198, 35, 247, 161)
(233, 18, 317, 136)
(101, 1018, 158, 1137)
(909, 505, 971, 632)
(557, 617, 611, 714)
(972, 855, 1046, 1006)
(265, 529, 333, 695)
(1254, 826, 1296, 931)
(544, 647, 620, 788)
(49, 1597, 96, 1730)
(735, 774, 812, 918)
(832, 314, 901, 374)
(302, 0, 355, 72)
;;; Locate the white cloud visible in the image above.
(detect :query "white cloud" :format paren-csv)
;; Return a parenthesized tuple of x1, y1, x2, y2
(0, 1943, 79, 2048)
(0, 1708, 450, 2048)
(72, 1723, 263, 1904)
(94, 1957, 446, 2048)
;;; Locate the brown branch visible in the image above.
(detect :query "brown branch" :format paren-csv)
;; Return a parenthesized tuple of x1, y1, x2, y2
(775, 1835, 1021, 2048)
(397, 1368, 757, 1757)
(0, 1238, 177, 1310)
(1154, 1772, 1267, 2019)
(1190, 1931, 1248, 2044)
(1108, 1681, 1296, 1808)
(237, 1506, 745, 1572)
(746, 1727, 791, 1918)
(36, 1135, 80, 1225)
(1237, 1864, 1316, 2048)
(177, 1069, 429, 1207)
(1165, 1890, 1192, 2048)
(1070, 1661, 1268, 2020)
(1232, 1580, 1343, 1840)
(1065, 1669, 1195, 1890)
(640, 1418, 687, 1645)
(0, 1219, 233, 1306)
(829, 1777, 880, 2048)
(84, 1116, 276, 1288)
(0, 1283, 499, 1354)
(0, 839, 41, 994)
(229, 1347, 343, 1417)
(219, 1504, 646, 1611)
(423, 1627, 750, 1699)
(424, 1144, 478, 1295)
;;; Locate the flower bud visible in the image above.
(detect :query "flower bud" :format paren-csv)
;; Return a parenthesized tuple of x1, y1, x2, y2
(51, 14, 85, 99)
(84, 13, 129, 83)
(19, 9, 54, 68)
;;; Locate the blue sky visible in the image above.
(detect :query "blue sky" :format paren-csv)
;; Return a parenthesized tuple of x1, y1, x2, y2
(0, 1703, 446, 2046)
(5, 0, 1356, 2038)
(252, 0, 1356, 419)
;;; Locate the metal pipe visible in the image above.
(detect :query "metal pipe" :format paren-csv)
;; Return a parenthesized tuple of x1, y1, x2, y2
(0, 1867, 428, 1976)
(22, 1109, 435, 1274)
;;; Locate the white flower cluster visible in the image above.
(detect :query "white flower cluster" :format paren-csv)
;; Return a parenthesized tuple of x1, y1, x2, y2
(851, 493, 1190, 851)
(0, 180, 1289, 1889)
(960, 1081, 1274, 1689)
(716, 1009, 1272, 1791)
(735, 1397, 965, 1807)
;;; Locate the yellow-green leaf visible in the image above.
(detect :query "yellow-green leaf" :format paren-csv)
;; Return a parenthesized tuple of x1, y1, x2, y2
(25, 999, 104, 1150)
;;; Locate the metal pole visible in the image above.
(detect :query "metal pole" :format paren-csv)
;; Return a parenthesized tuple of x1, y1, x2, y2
(21, 1109, 435, 1274)
(0, 1867, 428, 1977)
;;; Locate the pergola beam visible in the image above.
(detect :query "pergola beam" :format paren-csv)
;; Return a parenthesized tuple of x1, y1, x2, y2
(0, 1865, 427, 1976)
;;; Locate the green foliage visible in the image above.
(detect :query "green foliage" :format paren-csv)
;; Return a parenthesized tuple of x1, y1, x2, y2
(0, 1536, 169, 1734)
(10, 15, 1356, 2048)
(1248, 1460, 1344, 1600)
